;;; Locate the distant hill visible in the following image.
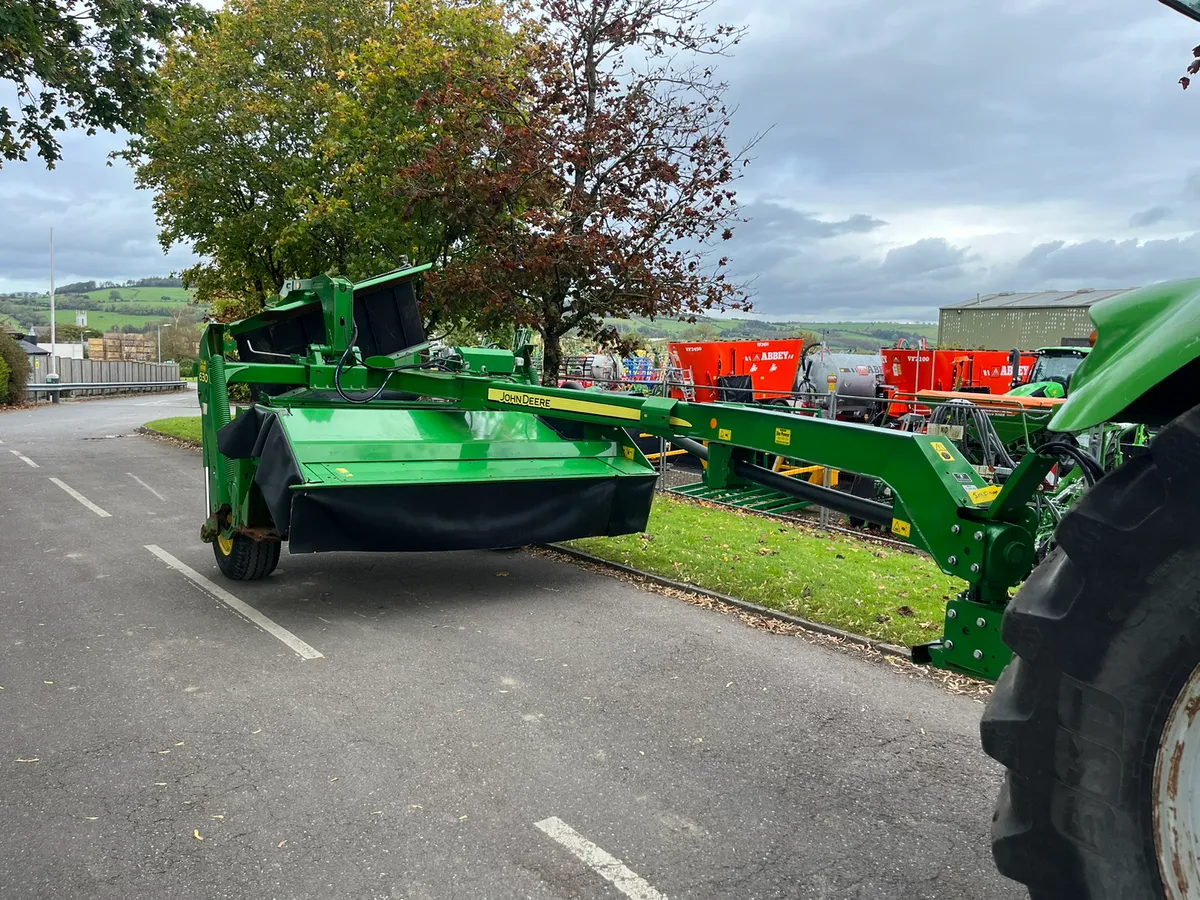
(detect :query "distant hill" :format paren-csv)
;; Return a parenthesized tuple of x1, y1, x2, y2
(0, 284, 201, 332)
(607, 315, 937, 352)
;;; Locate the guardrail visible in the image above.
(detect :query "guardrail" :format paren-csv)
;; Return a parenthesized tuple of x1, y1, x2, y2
(28, 381, 186, 392)
(28, 381, 188, 403)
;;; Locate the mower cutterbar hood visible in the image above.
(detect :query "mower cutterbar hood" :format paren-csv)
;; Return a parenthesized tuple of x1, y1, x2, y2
(217, 405, 655, 553)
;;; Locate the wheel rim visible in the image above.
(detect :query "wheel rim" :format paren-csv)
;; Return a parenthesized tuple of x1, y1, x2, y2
(1155, 660, 1200, 899)
(217, 533, 234, 556)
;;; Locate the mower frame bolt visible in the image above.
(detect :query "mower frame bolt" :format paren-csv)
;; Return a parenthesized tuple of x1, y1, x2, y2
(947, 608, 957, 619)
(970, 563, 981, 573)
(974, 531, 984, 541)
(945, 640, 954, 650)
(973, 649, 984, 660)
(976, 617, 987, 628)
(948, 556, 958, 566)
(951, 525, 961, 535)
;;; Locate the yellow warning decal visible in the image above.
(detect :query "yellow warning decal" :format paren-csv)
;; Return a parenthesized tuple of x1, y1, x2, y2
(891, 519, 912, 538)
(486, 387, 691, 430)
(622, 446, 635, 460)
(775, 427, 791, 446)
(968, 484, 1002, 505)
(718, 428, 732, 441)
(930, 441, 955, 461)
(487, 387, 639, 420)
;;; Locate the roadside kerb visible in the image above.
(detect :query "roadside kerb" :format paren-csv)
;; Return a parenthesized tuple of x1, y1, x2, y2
(546, 542, 912, 661)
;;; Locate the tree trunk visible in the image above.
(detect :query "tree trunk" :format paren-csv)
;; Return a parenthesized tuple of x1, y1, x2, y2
(541, 331, 563, 386)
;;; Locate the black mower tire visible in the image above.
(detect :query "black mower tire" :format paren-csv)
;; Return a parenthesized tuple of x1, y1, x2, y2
(981, 402, 1200, 899)
(213, 533, 281, 581)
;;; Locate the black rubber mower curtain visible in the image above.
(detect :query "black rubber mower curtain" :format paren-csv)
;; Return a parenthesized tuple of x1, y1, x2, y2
(216, 407, 656, 554)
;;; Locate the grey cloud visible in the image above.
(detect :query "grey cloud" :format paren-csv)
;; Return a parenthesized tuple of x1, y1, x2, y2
(1013, 234, 1200, 285)
(1129, 205, 1173, 227)
(738, 236, 988, 320)
(739, 201, 886, 241)
(0, 131, 193, 289)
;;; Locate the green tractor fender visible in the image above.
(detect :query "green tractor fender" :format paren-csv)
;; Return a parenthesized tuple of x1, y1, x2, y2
(1050, 278, 1200, 432)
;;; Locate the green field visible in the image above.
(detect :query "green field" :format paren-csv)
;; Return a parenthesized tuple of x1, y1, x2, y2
(1, 285, 200, 331)
(53, 309, 177, 330)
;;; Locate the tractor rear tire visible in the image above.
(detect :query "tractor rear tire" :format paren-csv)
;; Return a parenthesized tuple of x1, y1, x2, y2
(981, 402, 1200, 899)
(213, 532, 281, 581)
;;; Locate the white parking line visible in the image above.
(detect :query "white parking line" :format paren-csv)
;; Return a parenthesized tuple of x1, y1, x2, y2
(145, 545, 324, 660)
(535, 817, 667, 900)
(49, 478, 111, 517)
(8, 449, 38, 468)
(127, 472, 166, 501)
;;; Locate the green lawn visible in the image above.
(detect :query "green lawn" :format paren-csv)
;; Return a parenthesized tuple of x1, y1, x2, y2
(570, 495, 962, 648)
(144, 416, 202, 444)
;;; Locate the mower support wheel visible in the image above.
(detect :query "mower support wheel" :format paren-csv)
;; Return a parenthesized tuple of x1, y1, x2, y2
(981, 402, 1200, 899)
(213, 532, 281, 581)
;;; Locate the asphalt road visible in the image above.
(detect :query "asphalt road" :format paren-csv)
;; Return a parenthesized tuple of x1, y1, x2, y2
(0, 392, 1025, 900)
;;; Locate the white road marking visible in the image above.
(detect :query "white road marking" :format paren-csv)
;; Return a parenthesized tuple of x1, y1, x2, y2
(49, 478, 111, 517)
(9, 449, 38, 468)
(127, 472, 166, 501)
(534, 817, 667, 900)
(144, 545, 323, 660)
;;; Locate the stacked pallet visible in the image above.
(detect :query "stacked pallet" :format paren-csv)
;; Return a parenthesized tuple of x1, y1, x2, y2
(87, 333, 157, 361)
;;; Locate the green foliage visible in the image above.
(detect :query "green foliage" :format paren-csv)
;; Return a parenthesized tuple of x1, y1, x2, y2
(125, 0, 515, 320)
(0, 352, 9, 403)
(571, 495, 962, 648)
(0, 330, 28, 403)
(0, 0, 210, 167)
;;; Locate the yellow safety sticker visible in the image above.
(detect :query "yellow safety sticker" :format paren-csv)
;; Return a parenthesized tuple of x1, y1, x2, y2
(623, 446, 635, 460)
(968, 485, 1002, 505)
(487, 387, 638, 420)
(486, 387, 691, 429)
(775, 427, 791, 446)
(718, 428, 732, 441)
(891, 519, 912, 538)
(335, 466, 355, 478)
(930, 441, 955, 462)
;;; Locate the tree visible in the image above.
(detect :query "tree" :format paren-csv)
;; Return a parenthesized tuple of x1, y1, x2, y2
(125, 0, 517, 318)
(396, 0, 756, 383)
(0, 0, 209, 167)
(0, 330, 29, 403)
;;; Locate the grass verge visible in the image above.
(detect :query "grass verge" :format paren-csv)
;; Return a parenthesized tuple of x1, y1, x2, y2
(569, 495, 963, 648)
(144, 416, 201, 444)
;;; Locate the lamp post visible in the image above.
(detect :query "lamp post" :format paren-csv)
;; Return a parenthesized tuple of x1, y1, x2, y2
(157, 323, 172, 362)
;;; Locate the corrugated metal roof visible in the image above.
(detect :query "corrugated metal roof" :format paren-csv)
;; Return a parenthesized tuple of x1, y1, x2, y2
(942, 287, 1137, 310)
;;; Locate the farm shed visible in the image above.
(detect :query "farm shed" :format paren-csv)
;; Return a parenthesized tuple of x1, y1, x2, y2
(938, 287, 1137, 349)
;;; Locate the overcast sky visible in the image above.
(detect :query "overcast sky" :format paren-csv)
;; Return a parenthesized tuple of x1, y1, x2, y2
(1, 0, 1197, 321)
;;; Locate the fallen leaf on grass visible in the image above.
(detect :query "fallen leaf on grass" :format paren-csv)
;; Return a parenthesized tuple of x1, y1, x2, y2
(896, 606, 914, 617)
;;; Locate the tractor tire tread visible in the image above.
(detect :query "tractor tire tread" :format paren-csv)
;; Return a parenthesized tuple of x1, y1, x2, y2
(982, 402, 1200, 899)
